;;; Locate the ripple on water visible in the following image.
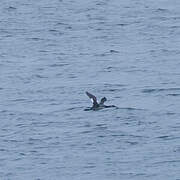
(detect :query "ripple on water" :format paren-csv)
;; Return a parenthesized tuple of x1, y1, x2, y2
(0, 0, 180, 179)
(142, 87, 180, 94)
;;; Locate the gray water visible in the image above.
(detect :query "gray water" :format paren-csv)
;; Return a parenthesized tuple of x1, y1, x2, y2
(1, 0, 180, 179)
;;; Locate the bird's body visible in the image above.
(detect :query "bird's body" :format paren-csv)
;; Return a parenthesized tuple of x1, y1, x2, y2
(84, 91, 116, 111)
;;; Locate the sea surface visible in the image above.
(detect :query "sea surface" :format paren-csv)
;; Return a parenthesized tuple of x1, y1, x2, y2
(0, 0, 180, 179)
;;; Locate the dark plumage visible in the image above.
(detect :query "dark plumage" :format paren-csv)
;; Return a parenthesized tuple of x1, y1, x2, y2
(84, 91, 116, 111)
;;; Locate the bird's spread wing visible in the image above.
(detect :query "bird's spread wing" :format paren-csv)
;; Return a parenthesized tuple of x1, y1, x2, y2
(99, 97, 107, 105)
(86, 92, 98, 105)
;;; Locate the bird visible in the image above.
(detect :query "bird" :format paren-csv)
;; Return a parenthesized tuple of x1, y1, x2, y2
(84, 91, 117, 111)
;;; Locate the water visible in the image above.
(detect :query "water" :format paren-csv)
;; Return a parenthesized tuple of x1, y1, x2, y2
(0, 0, 180, 179)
